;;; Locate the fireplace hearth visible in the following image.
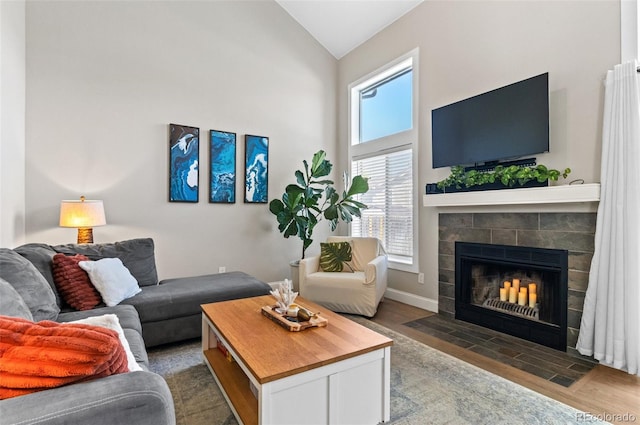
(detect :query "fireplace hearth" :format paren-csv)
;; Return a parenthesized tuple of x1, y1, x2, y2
(455, 241, 568, 351)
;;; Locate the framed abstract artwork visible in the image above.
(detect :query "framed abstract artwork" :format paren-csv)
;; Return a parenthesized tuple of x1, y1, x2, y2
(244, 134, 269, 203)
(169, 124, 199, 203)
(209, 130, 236, 203)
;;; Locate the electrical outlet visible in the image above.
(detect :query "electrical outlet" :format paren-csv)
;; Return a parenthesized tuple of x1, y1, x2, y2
(418, 272, 424, 284)
(218, 266, 226, 273)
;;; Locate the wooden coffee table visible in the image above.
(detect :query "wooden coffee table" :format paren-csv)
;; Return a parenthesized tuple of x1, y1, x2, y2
(201, 295, 393, 425)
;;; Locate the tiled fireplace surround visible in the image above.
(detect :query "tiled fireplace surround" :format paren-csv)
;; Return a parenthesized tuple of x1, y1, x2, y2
(438, 212, 596, 357)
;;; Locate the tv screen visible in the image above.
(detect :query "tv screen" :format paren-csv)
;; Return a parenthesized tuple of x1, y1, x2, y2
(431, 73, 549, 169)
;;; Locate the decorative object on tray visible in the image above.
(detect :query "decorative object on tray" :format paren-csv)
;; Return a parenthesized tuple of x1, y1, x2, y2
(261, 304, 328, 332)
(269, 279, 297, 314)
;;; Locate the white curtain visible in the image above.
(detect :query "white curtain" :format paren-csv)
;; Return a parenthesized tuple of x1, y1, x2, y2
(576, 61, 640, 375)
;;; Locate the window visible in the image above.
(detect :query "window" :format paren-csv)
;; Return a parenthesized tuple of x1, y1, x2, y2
(348, 50, 418, 272)
(359, 69, 412, 143)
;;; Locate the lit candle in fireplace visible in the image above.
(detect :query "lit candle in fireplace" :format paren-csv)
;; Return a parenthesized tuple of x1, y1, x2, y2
(529, 293, 537, 308)
(513, 279, 520, 292)
(529, 283, 537, 294)
(520, 286, 527, 293)
(509, 287, 517, 303)
(500, 288, 508, 301)
(503, 281, 511, 291)
(518, 291, 527, 306)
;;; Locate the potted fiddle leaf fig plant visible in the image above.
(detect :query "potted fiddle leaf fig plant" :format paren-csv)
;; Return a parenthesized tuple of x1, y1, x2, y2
(269, 150, 369, 261)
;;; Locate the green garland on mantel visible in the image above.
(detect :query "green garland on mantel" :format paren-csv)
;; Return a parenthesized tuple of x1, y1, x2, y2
(436, 164, 572, 191)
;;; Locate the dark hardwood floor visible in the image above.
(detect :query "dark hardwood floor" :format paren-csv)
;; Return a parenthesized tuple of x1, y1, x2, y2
(401, 314, 596, 387)
(370, 299, 640, 425)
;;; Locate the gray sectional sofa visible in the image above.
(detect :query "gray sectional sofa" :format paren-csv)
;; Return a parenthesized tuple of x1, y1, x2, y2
(0, 238, 271, 425)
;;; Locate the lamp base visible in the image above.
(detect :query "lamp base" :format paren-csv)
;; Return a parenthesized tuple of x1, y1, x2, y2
(77, 228, 94, 244)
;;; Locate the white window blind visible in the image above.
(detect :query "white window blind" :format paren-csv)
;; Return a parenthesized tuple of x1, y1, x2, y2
(351, 148, 413, 264)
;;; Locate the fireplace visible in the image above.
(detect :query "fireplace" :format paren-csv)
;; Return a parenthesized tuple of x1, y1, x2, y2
(437, 212, 596, 356)
(455, 241, 568, 351)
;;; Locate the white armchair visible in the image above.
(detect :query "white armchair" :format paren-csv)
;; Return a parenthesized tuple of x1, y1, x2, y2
(299, 236, 387, 317)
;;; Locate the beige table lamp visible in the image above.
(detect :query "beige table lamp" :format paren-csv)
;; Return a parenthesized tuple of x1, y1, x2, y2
(59, 196, 106, 244)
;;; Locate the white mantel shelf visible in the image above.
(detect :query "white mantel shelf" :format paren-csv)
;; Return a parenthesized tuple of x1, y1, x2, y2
(423, 183, 600, 207)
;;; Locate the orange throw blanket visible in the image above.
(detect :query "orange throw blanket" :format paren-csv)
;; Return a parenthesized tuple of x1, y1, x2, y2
(0, 315, 128, 399)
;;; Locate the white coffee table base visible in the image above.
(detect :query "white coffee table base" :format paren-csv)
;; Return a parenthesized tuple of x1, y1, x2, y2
(202, 315, 391, 425)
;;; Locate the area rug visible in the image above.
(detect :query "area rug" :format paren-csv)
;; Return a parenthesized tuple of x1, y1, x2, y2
(147, 317, 608, 425)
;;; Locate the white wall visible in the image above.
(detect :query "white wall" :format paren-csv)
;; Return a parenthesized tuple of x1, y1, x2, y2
(621, 0, 639, 61)
(15, 0, 624, 296)
(338, 1, 621, 303)
(24, 0, 337, 282)
(0, 0, 26, 247)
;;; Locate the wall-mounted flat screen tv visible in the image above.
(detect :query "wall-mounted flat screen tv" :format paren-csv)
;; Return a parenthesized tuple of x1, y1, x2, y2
(431, 73, 549, 169)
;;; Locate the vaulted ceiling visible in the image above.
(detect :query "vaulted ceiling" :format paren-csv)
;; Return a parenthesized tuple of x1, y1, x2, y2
(275, 0, 424, 59)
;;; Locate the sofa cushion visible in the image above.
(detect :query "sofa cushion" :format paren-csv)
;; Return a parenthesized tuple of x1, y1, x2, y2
(0, 248, 60, 321)
(57, 305, 143, 336)
(52, 238, 158, 287)
(0, 278, 33, 320)
(13, 243, 59, 303)
(0, 371, 173, 425)
(0, 315, 128, 400)
(303, 271, 377, 317)
(78, 258, 141, 307)
(52, 254, 102, 311)
(121, 271, 271, 323)
(123, 328, 149, 368)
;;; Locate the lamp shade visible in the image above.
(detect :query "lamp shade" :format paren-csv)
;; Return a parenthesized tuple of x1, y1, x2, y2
(59, 199, 106, 228)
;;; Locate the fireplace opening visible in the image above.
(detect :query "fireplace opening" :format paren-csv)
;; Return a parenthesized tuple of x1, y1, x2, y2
(455, 242, 568, 351)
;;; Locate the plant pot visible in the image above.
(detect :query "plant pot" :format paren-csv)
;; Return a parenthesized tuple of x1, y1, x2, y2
(289, 260, 300, 292)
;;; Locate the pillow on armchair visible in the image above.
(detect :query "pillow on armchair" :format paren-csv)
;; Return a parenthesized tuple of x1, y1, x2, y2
(319, 242, 355, 272)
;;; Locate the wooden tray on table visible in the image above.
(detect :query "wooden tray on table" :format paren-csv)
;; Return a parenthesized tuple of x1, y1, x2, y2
(261, 305, 328, 331)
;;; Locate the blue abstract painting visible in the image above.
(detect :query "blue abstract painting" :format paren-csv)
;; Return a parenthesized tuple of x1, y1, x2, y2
(210, 130, 236, 203)
(169, 124, 199, 202)
(244, 135, 268, 203)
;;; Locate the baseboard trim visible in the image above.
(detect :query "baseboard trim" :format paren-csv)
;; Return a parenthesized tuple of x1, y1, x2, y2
(384, 288, 438, 313)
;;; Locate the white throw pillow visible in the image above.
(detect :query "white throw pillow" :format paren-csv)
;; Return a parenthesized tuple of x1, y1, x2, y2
(78, 258, 141, 307)
(70, 314, 143, 372)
